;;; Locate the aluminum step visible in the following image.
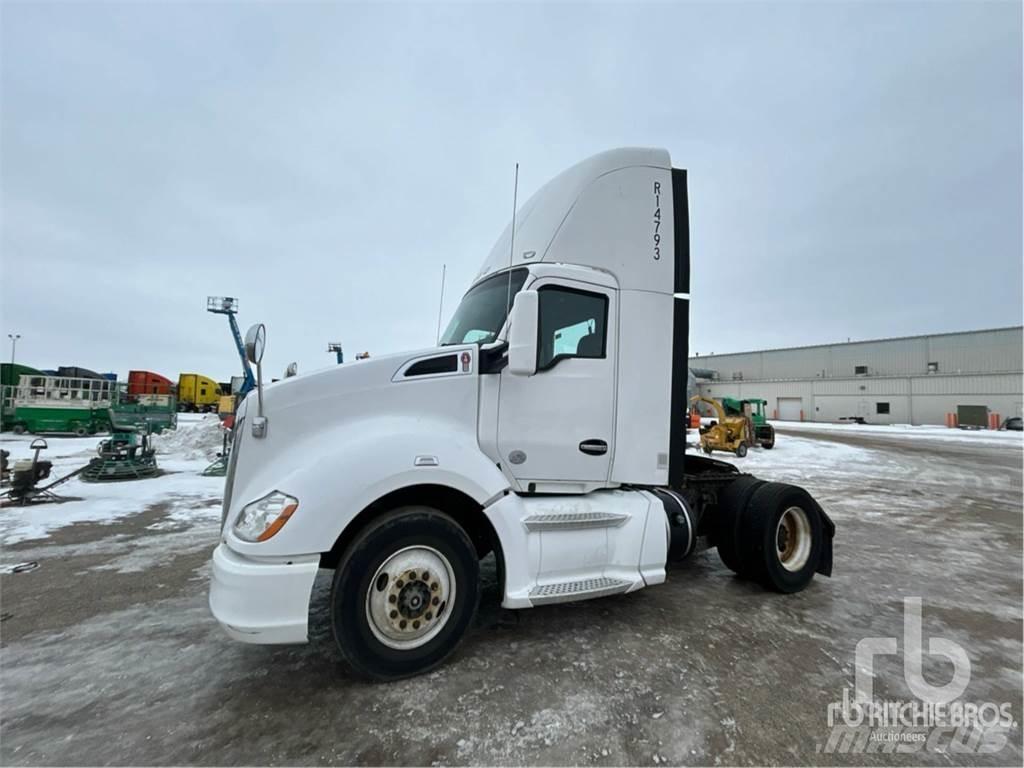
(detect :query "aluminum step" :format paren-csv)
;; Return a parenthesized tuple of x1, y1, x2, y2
(529, 576, 632, 605)
(522, 511, 629, 531)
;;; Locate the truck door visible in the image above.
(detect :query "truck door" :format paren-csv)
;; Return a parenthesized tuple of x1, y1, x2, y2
(497, 279, 616, 488)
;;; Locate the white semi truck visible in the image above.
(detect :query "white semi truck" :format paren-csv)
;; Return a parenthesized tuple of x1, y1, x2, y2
(209, 148, 834, 680)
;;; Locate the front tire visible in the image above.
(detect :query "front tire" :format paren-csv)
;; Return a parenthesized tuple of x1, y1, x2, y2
(735, 442, 748, 458)
(331, 507, 480, 680)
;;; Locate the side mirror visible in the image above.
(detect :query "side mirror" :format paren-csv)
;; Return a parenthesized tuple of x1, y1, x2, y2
(507, 290, 538, 376)
(243, 323, 268, 438)
(244, 323, 266, 365)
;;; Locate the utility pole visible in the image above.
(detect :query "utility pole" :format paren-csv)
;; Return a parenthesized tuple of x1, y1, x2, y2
(327, 342, 344, 365)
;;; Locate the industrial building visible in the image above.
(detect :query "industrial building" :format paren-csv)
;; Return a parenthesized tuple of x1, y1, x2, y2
(690, 326, 1023, 427)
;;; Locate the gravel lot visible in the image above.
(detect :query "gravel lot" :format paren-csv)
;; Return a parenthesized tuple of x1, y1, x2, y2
(1, 427, 1021, 766)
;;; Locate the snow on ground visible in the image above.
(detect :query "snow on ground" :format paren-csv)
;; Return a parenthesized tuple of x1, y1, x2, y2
(3, 413, 1017, 546)
(769, 419, 1024, 446)
(1, 414, 226, 545)
(686, 428, 872, 485)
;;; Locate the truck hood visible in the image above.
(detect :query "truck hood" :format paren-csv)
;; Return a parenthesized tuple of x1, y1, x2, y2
(253, 346, 469, 414)
(227, 344, 483, 539)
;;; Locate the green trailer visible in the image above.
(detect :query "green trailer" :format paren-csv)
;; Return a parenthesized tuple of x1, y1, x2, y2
(9, 375, 117, 436)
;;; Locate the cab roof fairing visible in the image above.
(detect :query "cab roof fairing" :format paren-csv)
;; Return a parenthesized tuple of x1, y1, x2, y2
(475, 148, 678, 295)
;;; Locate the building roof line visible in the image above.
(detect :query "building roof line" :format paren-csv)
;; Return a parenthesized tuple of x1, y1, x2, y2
(689, 326, 1024, 360)
(695, 369, 1024, 384)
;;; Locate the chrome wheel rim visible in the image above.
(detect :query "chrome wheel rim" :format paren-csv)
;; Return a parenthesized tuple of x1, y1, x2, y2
(366, 545, 455, 650)
(775, 506, 812, 572)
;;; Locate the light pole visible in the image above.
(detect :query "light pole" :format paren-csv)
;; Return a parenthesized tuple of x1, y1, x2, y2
(4, 333, 20, 432)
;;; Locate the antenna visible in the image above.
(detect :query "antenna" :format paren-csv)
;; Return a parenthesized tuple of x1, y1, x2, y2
(435, 263, 447, 344)
(504, 162, 520, 323)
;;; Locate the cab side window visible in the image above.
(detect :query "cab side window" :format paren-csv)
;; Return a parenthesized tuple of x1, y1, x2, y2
(537, 287, 608, 370)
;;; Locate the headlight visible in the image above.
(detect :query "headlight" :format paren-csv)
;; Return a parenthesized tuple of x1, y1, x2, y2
(233, 491, 298, 542)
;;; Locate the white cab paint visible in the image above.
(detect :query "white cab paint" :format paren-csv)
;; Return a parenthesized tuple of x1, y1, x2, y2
(497, 276, 618, 490)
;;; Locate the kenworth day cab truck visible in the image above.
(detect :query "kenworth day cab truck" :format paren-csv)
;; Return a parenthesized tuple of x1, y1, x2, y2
(209, 148, 835, 680)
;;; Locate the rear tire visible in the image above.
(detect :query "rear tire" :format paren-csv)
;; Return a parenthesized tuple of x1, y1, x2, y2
(12, 424, 26, 435)
(715, 476, 766, 575)
(739, 482, 824, 593)
(331, 507, 480, 680)
(735, 442, 748, 458)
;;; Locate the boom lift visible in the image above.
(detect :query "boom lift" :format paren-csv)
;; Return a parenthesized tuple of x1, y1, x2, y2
(206, 297, 256, 401)
(204, 297, 257, 476)
(209, 148, 835, 680)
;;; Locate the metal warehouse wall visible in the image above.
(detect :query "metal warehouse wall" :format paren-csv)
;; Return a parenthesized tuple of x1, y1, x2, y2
(690, 326, 1022, 381)
(697, 372, 1022, 426)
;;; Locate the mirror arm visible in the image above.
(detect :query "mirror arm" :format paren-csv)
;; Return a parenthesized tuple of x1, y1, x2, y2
(479, 341, 510, 374)
(251, 360, 267, 439)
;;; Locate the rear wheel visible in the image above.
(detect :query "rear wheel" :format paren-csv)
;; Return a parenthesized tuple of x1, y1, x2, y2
(331, 507, 480, 680)
(715, 476, 765, 575)
(12, 424, 26, 435)
(739, 482, 823, 593)
(735, 442, 748, 458)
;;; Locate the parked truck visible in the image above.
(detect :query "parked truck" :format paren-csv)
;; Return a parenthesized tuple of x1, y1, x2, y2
(127, 370, 173, 397)
(209, 148, 835, 680)
(176, 373, 221, 412)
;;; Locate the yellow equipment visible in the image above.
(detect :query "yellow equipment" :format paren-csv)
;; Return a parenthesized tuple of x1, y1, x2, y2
(177, 373, 221, 413)
(689, 395, 754, 458)
(217, 394, 236, 418)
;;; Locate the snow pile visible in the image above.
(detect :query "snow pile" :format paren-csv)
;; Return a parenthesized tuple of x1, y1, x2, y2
(153, 415, 226, 461)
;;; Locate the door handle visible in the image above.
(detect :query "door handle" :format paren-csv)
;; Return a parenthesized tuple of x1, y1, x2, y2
(579, 439, 608, 456)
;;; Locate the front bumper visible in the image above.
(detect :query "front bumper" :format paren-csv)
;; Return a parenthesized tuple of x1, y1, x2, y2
(208, 543, 320, 644)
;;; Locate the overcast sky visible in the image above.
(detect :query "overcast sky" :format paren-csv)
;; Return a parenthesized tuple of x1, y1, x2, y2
(2, 1, 1021, 380)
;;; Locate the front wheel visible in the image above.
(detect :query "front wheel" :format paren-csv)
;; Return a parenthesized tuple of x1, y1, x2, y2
(735, 442, 748, 458)
(331, 507, 480, 680)
(12, 424, 26, 435)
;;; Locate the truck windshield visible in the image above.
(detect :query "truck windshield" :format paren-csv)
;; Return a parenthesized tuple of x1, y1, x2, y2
(440, 268, 529, 346)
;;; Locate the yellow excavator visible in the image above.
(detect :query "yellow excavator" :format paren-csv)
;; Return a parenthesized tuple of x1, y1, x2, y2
(689, 395, 754, 458)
